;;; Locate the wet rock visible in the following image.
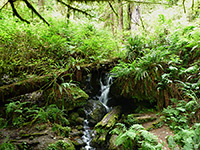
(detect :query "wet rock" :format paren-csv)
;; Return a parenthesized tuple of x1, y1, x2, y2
(70, 129, 84, 137)
(85, 100, 107, 126)
(76, 125, 84, 130)
(76, 117, 84, 125)
(72, 136, 86, 148)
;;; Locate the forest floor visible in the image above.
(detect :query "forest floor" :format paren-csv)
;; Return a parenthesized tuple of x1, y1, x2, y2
(143, 117, 175, 150)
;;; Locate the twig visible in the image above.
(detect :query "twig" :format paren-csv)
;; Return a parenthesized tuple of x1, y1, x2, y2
(182, 0, 186, 13)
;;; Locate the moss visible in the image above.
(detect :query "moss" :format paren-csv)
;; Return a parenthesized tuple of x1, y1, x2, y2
(123, 114, 157, 126)
(52, 123, 71, 137)
(36, 124, 48, 131)
(65, 86, 89, 112)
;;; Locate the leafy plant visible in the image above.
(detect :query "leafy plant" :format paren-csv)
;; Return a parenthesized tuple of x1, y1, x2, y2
(168, 123, 200, 150)
(110, 124, 163, 150)
(37, 104, 69, 126)
(5, 101, 40, 127)
(0, 142, 15, 150)
(46, 140, 75, 150)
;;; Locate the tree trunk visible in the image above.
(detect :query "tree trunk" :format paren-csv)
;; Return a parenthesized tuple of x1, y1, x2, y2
(118, 2, 123, 31)
(127, 3, 133, 30)
(110, 13, 115, 35)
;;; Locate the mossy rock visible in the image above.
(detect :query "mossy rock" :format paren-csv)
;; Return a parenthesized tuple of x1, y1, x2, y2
(44, 85, 89, 112)
(123, 114, 157, 126)
(84, 100, 107, 126)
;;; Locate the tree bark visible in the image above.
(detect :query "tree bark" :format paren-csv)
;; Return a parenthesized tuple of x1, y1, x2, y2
(110, 13, 114, 35)
(127, 3, 133, 30)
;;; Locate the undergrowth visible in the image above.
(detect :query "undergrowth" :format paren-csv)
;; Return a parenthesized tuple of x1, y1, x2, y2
(110, 123, 163, 150)
(0, 15, 118, 85)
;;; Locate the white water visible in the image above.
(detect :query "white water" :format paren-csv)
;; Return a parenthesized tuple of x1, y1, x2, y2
(82, 73, 112, 150)
(82, 116, 95, 150)
(99, 74, 113, 111)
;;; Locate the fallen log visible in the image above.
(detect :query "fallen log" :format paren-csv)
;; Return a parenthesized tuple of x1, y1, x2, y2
(0, 57, 119, 102)
(91, 106, 121, 147)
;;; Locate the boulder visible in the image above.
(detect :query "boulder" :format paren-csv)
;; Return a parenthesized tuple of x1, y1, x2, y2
(84, 100, 107, 126)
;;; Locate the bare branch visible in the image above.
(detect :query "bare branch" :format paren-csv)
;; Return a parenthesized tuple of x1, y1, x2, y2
(23, 0, 50, 26)
(108, 1, 118, 17)
(8, 0, 30, 24)
(57, 0, 94, 17)
(182, 0, 186, 13)
(126, 0, 169, 5)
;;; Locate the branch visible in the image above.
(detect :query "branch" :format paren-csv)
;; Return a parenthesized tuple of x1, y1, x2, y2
(182, 0, 186, 13)
(0, 1, 9, 11)
(8, 0, 30, 24)
(127, 0, 169, 5)
(108, 1, 118, 17)
(57, 0, 93, 17)
(23, 0, 50, 26)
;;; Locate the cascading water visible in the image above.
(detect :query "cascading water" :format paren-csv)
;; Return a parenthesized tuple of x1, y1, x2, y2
(99, 74, 113, 111)
(82, 73, 112, 150)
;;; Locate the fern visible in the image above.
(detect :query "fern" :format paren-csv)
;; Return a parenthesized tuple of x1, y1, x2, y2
(114, 123, 163, 149)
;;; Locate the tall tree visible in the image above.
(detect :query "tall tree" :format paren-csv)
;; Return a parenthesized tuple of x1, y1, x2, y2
(110, 13, 115, 35)
(127, 2, 133, 30)
(118, 1, 123, 31)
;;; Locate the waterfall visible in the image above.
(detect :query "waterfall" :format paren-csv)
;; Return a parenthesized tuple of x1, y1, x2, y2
(99, 74, 113, 111)
(82, 73, 112, 150)
(82, 115, 95, 150)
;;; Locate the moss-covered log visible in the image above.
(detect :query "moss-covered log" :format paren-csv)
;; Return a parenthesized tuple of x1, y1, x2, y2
(0, 58, 119, 102)
(92, 106, 121, 147)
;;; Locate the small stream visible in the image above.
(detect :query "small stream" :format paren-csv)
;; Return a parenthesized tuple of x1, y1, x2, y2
(82, 73, 113, 150)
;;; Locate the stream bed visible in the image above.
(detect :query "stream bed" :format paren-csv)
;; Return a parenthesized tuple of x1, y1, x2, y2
(82, 73, 113, 150)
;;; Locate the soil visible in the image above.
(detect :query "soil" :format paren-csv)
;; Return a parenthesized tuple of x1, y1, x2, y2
(143, 119, 175, 150)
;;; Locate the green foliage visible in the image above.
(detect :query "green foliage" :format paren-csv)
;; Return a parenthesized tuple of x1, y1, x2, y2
(37, 104, 69, 126)
(0, 16, 118, 84)
(0, 142, 15, 150)
(46, 140, 75, 150)
(168, 123, 200, 150)
(110, 124, 163, 150)
(5, 101, 40, 127)
(4, 101, 69, 127)
(163, 101, 190, 131)
(111, 49, 169, 107)
(125, 36, 145, 62)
